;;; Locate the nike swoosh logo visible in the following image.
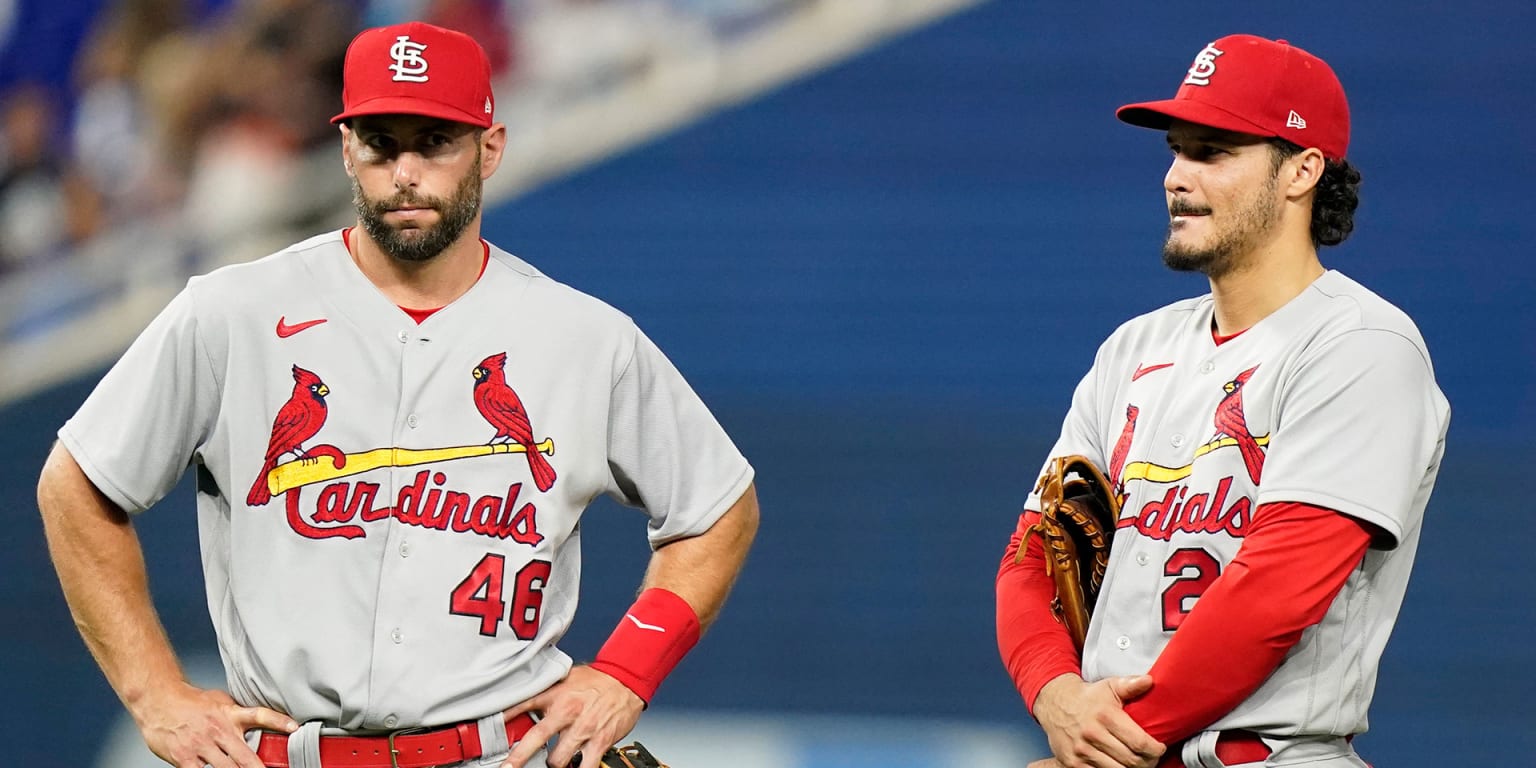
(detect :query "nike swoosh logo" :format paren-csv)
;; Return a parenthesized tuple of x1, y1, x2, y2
(1131, 362, 1174, 381)
(624, 614, 667, 633)
(276, 316, 328, 338)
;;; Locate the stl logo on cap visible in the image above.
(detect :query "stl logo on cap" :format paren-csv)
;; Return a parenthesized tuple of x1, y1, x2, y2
(389, 35, 429, 83)
(1183, 43, 1224, 86)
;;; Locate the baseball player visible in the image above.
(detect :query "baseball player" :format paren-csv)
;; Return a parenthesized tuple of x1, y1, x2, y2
(37, 22, 758, 768)
(995, 35, 1449, 768)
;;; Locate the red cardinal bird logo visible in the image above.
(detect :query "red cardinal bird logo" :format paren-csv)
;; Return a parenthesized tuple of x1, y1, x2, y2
(247, 365, 330, 506)
(1213, 365, 1264, 484)
(473, 352, 557, 492)
(1108, 404, 1139, 501)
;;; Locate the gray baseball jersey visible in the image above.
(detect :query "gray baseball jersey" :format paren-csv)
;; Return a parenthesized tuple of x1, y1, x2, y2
(59, 229, 754, 731)
(1027, 270, 1448, 743)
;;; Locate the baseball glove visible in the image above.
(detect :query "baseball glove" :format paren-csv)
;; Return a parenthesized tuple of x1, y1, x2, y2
(1016, 455, 1121, 653)
(597, 742, 669, 768)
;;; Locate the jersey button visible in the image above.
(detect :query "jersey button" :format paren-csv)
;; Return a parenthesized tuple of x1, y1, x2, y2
(1115, 635, 1131, 650)
(1136, 552, 1149, 566)
(399, 541, 411, 558)
(1170, 433, 1185, 448)
(391, 628, 404, 644)
(1200, 361, 1215, 374)
(383, 715, 399, 728)
(407, 414, 419, 428)
(397, 330, 410, 343)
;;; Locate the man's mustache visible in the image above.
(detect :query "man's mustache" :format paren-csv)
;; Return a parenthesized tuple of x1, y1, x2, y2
(372, 193, 440, 212)
(1169, 199, 1212, 216)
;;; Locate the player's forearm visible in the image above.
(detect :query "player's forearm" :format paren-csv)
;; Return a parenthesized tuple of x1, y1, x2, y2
(639, 483, 759, 630)
(38, 443, 186, 718)
(585, 484, 757, 703)
(996, 514, 1082, 712)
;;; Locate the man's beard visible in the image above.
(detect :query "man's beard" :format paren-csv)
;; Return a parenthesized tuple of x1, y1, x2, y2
(354, 154, 482, 263)
(1162, 174, 1282, 279)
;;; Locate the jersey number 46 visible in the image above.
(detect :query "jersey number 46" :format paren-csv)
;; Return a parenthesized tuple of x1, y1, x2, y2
(450, 553, 554, 639)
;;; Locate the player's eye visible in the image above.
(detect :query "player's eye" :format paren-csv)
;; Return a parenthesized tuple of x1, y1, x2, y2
(416, 133, 451, 150)
(1182, 144, 1219, 161)
(362, 135, 397, 155)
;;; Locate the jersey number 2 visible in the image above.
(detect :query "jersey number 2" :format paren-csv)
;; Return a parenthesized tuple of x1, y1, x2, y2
(1160, 548, 1221, 631)
(450, 553, 553, 639)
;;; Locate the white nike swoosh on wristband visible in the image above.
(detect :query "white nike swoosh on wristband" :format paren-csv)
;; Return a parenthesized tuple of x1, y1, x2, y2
(625, 613, 667, 632)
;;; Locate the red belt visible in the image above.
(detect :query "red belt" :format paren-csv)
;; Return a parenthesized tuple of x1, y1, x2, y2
(257, 713, 536, 768)
(1157, 730, 1271, 768)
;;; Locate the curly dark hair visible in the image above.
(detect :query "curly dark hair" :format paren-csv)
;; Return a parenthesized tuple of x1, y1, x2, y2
(1269, 139, 1362, 247)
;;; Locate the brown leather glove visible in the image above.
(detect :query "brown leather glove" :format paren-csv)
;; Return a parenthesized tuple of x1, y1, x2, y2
(598, 742, 668, 768)
(1017, 455, 1122, 652)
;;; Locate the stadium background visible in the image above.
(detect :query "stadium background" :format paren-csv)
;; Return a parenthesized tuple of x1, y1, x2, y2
(2, 1, 1533, 766)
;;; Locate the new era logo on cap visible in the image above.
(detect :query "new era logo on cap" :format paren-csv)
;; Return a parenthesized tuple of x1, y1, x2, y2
(332, 22, 495, 128)
(1116, 34, 1350, 159)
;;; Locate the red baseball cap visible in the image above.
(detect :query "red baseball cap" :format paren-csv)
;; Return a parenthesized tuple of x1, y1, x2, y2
(1117, 34, 1349, 159)
(332, 22, 495, 128)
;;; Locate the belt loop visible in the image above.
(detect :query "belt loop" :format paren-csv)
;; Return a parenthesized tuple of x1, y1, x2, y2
(456, 722, 479, 760)
(476, 712, 511, 761)
(286, 721, 324, 768)
(1181, 730, 1222, 768)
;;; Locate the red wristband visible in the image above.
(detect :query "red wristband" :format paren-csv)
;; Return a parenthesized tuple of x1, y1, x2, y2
(588, 588, 701, 704)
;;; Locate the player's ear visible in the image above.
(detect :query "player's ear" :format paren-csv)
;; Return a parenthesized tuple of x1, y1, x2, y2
(1283, 147, 1326, 199)
(339, 123, 356, 177)
(478, 123, 507, 180)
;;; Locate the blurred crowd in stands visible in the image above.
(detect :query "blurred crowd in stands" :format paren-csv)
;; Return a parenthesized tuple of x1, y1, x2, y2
(0, 0, 797, 281)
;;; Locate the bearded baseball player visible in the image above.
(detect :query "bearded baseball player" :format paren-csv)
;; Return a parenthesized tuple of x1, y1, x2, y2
(37, 22, 758, 768)
(995, 35, 1449, 768)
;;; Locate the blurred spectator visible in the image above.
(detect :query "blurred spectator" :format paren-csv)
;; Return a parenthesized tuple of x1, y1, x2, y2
(70, 0, 190, 216)
(196, 0, 355, 151)
(166, 0, 359, 248)
(0, 84, 103, 275)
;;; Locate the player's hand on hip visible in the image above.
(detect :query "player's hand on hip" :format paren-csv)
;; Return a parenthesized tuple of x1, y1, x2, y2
(1033, 673, 1165, 768)
(500, 664, 645, 768)
(132, 682, 297, 768)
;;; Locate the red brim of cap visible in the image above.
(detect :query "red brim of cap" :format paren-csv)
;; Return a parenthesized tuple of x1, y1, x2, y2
(331, 96, 492, 128)
(1116, 98, 1271, 139)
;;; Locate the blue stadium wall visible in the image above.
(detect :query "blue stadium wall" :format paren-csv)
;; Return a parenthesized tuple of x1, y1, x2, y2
(3, 2, 1533, 765)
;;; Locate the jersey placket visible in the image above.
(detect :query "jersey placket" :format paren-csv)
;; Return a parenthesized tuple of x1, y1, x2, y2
(1091, 315, 1226, 679)
(364, 322, 435, 731)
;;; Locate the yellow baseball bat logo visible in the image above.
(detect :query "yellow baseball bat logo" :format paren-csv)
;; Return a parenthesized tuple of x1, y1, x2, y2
(1122, 434, 1269, 484)
(265, 439, 555, 496)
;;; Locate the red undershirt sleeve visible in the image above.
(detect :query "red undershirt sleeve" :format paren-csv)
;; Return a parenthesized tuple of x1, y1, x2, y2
(1122, 501, 1374, 743)
(996, 510, 1082, 713)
